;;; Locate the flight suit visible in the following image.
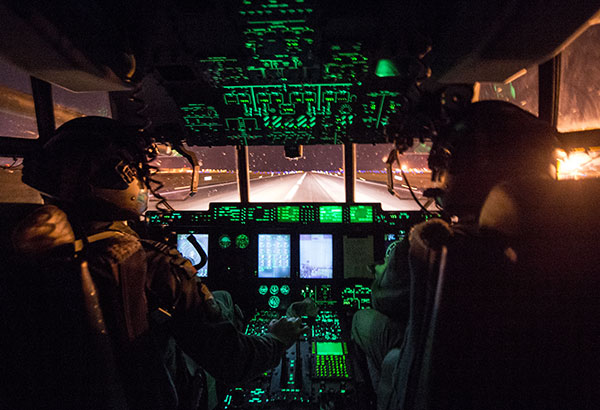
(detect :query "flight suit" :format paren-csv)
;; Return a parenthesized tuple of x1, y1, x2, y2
(7, 205, 286, 410)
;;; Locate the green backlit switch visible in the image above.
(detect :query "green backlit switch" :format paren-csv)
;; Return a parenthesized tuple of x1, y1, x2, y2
(349, 205, 373, 223)
(319, 206, 343, 223)
(277, 206, 300, 222)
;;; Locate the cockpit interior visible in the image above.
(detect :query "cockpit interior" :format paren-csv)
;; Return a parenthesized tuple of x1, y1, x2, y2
(1, 1, 599, 409)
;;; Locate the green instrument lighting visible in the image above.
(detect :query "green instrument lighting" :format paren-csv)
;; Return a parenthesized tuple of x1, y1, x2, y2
(375, 59, 400, 78)
(349, 205, 373, 223)
(219, 235, 232, 249)
(268, 295, 280, 308)
(315, 342, 344, 355)
(236, 234, 249, 249)
(277, 206, 300, 222)
(258, 285, 269, 295)
(280, 284, 290, 295)
(270, 285, 279, 295)
(319, 206, 343, 223)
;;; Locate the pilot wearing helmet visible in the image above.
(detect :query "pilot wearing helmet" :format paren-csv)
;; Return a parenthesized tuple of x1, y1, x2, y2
(352, 100, 558, 409)
(8, 116, 305, 410)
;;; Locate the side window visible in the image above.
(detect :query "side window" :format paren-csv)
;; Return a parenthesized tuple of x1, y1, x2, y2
(558, 24, 600, 132)
(0, 58, 42, 203)
(475, 65, 539, 116)
(0, 58, 112, 203)
(0, 58, 38, 139)
(52, 85, 112, 127)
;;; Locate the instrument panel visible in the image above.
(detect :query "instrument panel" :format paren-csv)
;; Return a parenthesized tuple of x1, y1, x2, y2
(146, 202, 432, 409)
(146, 202, 429, 312)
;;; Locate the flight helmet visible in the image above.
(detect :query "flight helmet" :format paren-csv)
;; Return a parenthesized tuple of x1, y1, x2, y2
(23, 116, 152, 220)
(427, 100, 558, 217)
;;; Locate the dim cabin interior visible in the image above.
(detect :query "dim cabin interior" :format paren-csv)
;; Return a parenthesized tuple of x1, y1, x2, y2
(0, 1, 599, 410)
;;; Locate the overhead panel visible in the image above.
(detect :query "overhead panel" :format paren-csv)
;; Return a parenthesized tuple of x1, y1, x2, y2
(169, 0, 415, 146)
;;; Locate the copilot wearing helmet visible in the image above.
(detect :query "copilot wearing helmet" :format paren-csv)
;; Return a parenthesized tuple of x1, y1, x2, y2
(427, 100, 558, 221)
(353, 101, 559, 410)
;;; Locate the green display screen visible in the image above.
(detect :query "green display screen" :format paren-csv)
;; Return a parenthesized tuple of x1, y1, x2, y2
(216, 206, 242, 222)
(319, 206, 343, 223)
(349, 205, 373, 223)
(277, 206, 300, 222)
(315, 342, 344, 355)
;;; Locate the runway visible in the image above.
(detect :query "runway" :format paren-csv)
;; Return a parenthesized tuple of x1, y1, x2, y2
(151, 171, 433, 211)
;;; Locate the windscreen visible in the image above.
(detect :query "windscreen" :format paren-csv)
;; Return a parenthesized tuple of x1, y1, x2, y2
(249, 145, 344, 203)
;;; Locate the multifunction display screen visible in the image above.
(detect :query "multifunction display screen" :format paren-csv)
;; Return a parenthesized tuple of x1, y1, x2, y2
(300, 234, 334, 279)
(177, 234, 209, 277)
(315, 342, 344, 356)
(258, 234, 291, 278)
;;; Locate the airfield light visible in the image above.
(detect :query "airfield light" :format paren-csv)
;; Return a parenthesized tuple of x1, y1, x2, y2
(557, 148, 599, 180)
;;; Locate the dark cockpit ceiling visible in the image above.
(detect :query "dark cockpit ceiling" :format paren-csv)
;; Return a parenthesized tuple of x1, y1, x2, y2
(1, 1, 599, 147)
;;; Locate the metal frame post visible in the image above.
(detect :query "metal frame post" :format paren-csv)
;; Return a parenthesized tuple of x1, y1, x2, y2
(30, 77, 56, 143)
(344, 142, 356, 203)
(236, 144, 250, 203)
(538, 54, 561, 127)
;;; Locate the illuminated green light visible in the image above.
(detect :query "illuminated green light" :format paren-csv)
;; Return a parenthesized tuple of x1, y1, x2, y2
(236, 234, 249, 249)
(280, 285, 290, 295)
(270, 285, 279, 295)
(268, 295, 280, 308)
(349, 205, 373, 223)
(277, 206, 300, 222)
(219, 235, 232, 249)
(375, 59, 400, 78)
(258, 285, 269, 295)
(315, 342, 344, 355)
(319, 206, 343, 223)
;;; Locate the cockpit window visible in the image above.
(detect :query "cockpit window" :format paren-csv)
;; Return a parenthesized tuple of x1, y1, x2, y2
(558, 24, 600, 132)
(51, 85, 112, 127)
(0, 58, 38, 139)
(356, 142, 435, 211)
(0, 58, 43, 203)
(148, 143, 439, 211)
(148, 145, 238, 211)
(248, 145, 344, 203)
(475, 65, 539, 116)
